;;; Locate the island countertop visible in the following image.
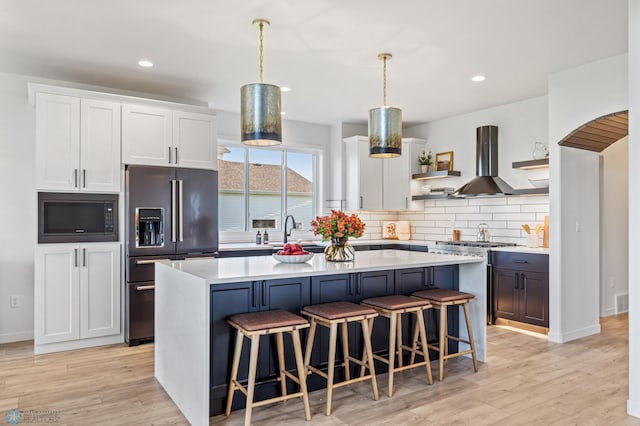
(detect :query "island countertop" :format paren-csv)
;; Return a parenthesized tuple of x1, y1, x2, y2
(161, 249, 483, 284)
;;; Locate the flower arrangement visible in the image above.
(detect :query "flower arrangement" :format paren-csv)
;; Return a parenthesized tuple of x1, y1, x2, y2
(417, 150, 433, 166)
(310, 210, 365, 242)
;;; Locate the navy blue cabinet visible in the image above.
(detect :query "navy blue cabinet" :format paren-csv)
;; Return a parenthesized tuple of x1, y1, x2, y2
(209, 277, 310, 416)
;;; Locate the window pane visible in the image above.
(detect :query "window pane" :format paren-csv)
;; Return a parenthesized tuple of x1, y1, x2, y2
(248, 148, 282, 231)
(217, 146, 246, 231)
(286, 152, 314, 231)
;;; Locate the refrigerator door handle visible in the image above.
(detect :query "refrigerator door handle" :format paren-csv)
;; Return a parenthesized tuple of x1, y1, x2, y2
(171, 180, 177, 242)
(178, 179, 184, 242)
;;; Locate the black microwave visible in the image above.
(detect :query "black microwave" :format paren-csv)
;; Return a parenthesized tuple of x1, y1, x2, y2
(38, 192, 118, 243)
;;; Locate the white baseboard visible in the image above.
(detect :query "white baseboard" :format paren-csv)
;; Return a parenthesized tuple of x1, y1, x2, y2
(628, 399, 640, 418)
(547, 323, 601, 343)
(0, 331, 34, 344)
(34, 334, 124, 355)
(601, 307, 617, 317)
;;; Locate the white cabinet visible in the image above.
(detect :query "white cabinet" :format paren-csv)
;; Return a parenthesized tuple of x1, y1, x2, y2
(344, 136, 425, 211)
(35, 243, 121, 349)
(122, 104, 217, 170)
(35, 93, 121, 192)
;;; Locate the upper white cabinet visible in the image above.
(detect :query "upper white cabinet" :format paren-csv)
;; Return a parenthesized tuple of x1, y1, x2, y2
(344, 136, 425, 211)
(122, 104, 217, 170)
(35, 242, 121, 351)
(35, 93, 121, 192)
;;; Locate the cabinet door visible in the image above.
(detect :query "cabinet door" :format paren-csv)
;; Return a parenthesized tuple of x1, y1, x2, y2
(356, 270, 394, 362)
(261, 278, 311, 379)
(35, 245, 80, 344)
(433, 265, 458, 289)
(79, 244, 121, 338)
(122, 103, 172, 166)
(383, 141, 410, 210)
(520, 271, 549, 327)
(493, 267, 519, 321)
(80, 99, 121, 192)
(173, 111, 217, 170)
(209, 281, 258, 414)
(394, 267, 430, 295)
(35, 93, 80, 191)
(343, 136, 383, 211)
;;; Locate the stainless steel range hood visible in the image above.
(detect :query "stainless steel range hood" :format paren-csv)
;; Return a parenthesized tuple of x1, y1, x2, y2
(453, 125, 514, 197)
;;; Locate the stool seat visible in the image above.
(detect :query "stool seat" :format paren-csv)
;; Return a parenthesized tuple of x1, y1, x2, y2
(229, 309, 308, 331)
(303, 301, 376, 320)
(361, 295, 430, 310)
(413, 288, 475, 303)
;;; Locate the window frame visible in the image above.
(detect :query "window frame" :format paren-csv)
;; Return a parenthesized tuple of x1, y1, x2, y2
(217, 139, 323, 242)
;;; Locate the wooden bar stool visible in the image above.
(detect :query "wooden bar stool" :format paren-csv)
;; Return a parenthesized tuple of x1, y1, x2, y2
(411, 289, 478, 381)
(302, 301, 379, 415)
(360, 295, 434, 396)
(225, 309, 311, 426)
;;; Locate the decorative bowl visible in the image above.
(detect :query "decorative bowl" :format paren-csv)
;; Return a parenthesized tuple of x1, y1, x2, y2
(528, 178, 549, 188)
(272, 252, 314, 264)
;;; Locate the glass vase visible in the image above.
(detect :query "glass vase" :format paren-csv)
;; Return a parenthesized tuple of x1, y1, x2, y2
(324, 237, 355, 262)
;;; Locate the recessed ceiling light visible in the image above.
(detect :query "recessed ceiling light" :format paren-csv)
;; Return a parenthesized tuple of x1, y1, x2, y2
(138, 59, 154, 68)
(471, 75, 486, 82)
(280, 87, 291, 92)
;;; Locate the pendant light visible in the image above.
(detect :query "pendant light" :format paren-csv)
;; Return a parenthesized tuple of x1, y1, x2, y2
(241, 19, 282, 146)
(369, 53, 402, 158)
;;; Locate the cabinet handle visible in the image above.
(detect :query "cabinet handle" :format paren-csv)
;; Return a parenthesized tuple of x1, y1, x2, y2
(348, 277, 353, 296)
(522, 273, 527, 291)
(513, 260, 529, 264)
(74, 248, 78, 267)
(168, 147, 172, 164)
(405, 197, 408, 209)
(136, 285, 156, 291)
(170, 180, 177, 242)
(261, 281, 266, 307)
(74, 169, 78, 188)
(514, 272, 519, 289)
(360, 196, 363, 209)
(82, 169, 87, 188)
(82, 248, 86, 267)
(175, 147, 179, 164)
(135, 258, 172, 265)
(356, 275, 362, 295)
(136, 285, 155, 291)
(252, 282, 257, 308)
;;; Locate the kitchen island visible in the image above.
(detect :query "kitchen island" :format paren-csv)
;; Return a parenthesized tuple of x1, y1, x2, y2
(154, 250, 485, 426)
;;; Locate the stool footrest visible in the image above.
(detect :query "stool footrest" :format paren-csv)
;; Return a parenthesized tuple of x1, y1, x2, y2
(443, 349, 474, 360)
(231, 379, 248, 397)
(446, 335, 471, 344)
(252, 392, 306, 408)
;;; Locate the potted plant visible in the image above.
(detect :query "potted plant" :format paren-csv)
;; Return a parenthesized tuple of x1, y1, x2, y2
(417, 150, 433, 173)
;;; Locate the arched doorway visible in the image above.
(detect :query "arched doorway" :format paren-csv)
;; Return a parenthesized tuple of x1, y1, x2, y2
(558, 110, 629, 316)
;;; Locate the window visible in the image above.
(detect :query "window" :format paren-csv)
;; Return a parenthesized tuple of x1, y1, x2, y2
(218, 144, 319, 236)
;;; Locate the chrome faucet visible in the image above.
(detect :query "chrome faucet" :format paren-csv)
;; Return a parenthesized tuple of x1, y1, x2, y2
(284, 215, 296, 244)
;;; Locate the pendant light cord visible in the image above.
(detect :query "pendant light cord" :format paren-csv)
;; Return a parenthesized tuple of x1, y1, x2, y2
(258, 21, 265, 83)
(382, 55, 387, 106)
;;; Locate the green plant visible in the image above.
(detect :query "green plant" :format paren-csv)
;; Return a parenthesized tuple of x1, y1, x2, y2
(417, 150, 432, 166)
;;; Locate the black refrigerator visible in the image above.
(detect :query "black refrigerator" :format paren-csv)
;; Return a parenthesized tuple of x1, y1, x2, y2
(125, 165, 218, 345)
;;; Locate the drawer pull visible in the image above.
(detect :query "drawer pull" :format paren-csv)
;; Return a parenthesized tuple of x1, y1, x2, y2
(512, 260, 529, 264)
(136, 285, 155, 291)
(135, 258, 172, 265)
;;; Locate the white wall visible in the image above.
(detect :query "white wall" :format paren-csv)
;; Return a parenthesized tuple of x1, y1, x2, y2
(404, 95, 550, 191)
(627, 0, 640, 418)
(0, 72, 36, 343)
(600, 136, 629, 316)
(547, 54, 628, 344)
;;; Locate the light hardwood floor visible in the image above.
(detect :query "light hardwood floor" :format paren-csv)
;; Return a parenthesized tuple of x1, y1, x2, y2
(1, 315, 639, 425)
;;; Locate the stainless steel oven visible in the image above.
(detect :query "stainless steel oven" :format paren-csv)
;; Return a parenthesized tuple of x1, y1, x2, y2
(38, 192, 118, 243)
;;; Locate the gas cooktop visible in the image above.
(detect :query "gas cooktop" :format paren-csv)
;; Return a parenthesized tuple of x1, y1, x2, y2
(435, 240, 517, 248)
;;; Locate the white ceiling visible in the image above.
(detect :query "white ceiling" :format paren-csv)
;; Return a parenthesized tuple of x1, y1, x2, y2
(0, 0, 628, 126)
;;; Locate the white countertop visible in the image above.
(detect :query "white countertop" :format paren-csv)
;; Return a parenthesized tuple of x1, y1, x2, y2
(491, 246, 549, 255)
(161, 249, 483, 284)
(219, 239, 434, 251)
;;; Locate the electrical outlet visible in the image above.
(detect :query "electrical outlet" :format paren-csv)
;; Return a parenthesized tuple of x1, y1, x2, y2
(10, 295, 20, 308)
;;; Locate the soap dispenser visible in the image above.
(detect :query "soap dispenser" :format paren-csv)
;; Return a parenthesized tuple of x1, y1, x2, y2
(255, 230, 262, 245)
(263, 229, 269, 244)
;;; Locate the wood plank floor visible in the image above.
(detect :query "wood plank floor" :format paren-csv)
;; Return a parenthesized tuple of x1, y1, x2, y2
(1, 315, 639, 425)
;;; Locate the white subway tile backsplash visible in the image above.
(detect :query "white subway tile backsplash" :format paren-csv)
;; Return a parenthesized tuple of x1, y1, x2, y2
(424, 207, 446, 214)
(436, 220, 468, 228)
(445, 206, 480, 214)
(521, 204, 550, 213)
(435, 199, 469, 207)
(399, 213, 426, 221)
(468, 220, 507, 228)
(492, 213, 537, 221)
(479, 204, 522, 213)
(454, 213, 494, 221)
(424, 214, 456, 221)
(467, 197, 508, 206)
(415, 227, 447, 235)
(507, 195, 549, 205)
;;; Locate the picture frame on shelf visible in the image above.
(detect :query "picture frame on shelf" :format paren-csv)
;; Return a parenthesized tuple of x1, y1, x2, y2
(436, 151, 453, 171)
